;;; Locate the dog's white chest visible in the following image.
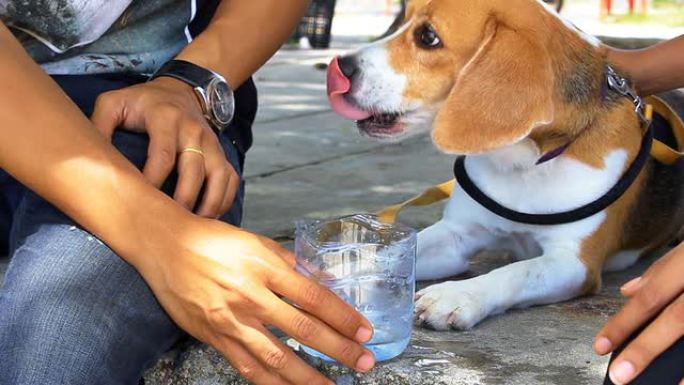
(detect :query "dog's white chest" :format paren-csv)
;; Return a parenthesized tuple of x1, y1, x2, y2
(468, 149, 627, 213)
(414, 147, 630, 329)
(453, 147, 628, 233)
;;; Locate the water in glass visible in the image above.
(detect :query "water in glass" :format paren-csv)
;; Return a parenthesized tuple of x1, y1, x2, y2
(295, 214, 416, 362)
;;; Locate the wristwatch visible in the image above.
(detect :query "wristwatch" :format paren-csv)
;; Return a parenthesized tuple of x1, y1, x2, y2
(151, 59, 235, 132)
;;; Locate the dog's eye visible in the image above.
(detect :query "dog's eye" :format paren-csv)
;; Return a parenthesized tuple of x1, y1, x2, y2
(414, 24, 442, 49)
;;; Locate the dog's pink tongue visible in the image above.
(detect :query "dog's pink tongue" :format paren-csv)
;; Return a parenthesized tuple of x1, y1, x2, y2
(327, 57, 372, 121)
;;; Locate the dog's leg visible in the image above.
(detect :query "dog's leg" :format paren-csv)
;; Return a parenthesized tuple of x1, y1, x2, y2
(414, 248, 588, 330)
(416, 220, 494, 281)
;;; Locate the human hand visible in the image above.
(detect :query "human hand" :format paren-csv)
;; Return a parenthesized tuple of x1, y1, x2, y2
(139, 218, 376, 385)
(594, 242, 684, 385)
(603, 41, 684, 97)
(604, 46, 645, 94)
(91, 77, 238, 218)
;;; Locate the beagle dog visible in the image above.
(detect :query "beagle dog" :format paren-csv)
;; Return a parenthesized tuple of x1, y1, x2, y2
(326, 0, 684, 330)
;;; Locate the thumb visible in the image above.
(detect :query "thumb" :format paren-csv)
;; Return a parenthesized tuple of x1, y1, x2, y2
(91, 91, 126, 140)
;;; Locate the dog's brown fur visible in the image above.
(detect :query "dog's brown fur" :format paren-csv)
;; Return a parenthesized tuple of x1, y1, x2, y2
(385, 0, 684, 293)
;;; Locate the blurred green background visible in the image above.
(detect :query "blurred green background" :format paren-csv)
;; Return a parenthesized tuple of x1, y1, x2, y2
(608, 0, 684, 26)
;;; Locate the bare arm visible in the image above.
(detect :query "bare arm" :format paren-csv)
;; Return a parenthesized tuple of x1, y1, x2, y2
(176, 0, 311, 87)
(607, 35, 684, 96)
(0, 23, 187, 263)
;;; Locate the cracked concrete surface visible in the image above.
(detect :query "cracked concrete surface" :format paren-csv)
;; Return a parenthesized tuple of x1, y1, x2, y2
(144, 251, 655, 385)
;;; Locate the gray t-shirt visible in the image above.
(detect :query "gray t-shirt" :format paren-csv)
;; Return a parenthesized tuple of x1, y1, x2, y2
(0, 0, 198, 75)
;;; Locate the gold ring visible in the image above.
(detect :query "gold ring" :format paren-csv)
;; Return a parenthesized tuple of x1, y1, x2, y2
(180, 147, 204, 157)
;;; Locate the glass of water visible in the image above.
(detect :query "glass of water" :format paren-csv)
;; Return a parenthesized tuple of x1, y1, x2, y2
(294, 214, 416, 362)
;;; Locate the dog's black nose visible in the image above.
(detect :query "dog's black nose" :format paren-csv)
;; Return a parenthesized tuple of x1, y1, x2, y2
(338, 55, 358, 79)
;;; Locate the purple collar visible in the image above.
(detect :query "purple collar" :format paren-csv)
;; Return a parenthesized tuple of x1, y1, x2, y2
(534, 65, 644, 166)
(536, 143, 571, 165)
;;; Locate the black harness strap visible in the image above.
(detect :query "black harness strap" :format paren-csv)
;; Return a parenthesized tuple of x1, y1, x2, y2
(453, 126, 653, 225)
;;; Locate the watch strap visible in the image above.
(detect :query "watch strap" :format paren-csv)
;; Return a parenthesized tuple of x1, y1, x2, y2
(150, 59, 215, 88)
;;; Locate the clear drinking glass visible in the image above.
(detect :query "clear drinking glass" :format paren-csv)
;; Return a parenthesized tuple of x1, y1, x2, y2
(294, 214, 416, 362)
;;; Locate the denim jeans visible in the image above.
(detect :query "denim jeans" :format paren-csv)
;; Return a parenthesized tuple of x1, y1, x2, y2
(0, 129, 245, 385)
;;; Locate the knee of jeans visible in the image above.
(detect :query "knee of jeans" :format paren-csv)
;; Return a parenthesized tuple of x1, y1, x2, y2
(1, 225, 181, 383)
(6, 224, 165, 321)
(5, 231, 139, 343)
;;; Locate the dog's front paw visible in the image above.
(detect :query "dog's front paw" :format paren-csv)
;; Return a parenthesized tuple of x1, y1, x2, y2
(414, 281, 489, 330)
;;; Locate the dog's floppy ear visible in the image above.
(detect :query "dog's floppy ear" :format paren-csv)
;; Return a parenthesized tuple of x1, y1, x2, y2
(432, 19, 555, 154)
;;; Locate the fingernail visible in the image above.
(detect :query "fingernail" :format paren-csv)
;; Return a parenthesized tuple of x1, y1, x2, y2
(356, 352, 375, 372)
(594, 337, 613, 355)
(355, 327, 373, 343)
(610, 361, 636, 385)
(621, 276, 642, 292)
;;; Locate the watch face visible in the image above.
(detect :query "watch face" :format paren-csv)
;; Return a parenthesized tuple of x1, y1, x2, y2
(208, 78, 235, 126)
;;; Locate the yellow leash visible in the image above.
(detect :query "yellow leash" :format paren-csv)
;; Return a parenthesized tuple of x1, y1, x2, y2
(377, 97, 684, 223)
(376, 180, 455, 223)
(647, 96, 684, 165)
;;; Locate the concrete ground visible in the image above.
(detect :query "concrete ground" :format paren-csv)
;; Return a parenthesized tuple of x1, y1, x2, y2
(0, 3, 676, 385)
